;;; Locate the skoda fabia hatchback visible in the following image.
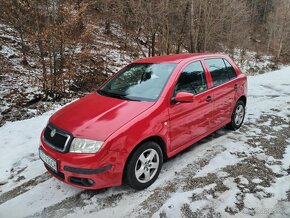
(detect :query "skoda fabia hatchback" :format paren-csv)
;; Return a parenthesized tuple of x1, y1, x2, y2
(39, 53, 247, 190)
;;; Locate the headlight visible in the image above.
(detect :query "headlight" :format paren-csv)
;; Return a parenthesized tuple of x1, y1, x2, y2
(70, 138, 104, 153)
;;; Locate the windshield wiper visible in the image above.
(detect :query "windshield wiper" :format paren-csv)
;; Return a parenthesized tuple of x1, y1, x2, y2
(97, 89, 124, 99)
(122, 96, 141, 101)
(97, 90, 140, 101)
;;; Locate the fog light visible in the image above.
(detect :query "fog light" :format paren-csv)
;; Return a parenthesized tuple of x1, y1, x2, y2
(81, 178, 95, 186)
(86, 179, 95, 186)
(70, 177, 95, 187)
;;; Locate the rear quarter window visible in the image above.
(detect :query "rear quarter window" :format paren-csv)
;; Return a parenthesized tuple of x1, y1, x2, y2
(223, 59, 237, 80)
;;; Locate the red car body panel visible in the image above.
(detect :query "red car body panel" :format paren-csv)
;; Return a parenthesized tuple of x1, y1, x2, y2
(39, 53, 247, 189)
(50, 93, 154, 141)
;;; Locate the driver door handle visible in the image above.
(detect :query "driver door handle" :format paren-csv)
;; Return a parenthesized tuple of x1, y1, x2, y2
(206, 96, 212, 102)
(234, 84, 239, 90)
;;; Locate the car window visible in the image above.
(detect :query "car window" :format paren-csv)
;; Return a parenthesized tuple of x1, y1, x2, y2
(174, 61, 207, 96)
(205, 58, 229, 87)
(99, 63, 176, 102)
(223, 59, 237, 80)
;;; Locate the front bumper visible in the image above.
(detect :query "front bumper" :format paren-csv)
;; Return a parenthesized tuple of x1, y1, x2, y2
(39, 138, 124, 190)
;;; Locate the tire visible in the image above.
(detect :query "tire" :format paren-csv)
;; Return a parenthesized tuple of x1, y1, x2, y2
(125, 141, 163, 190)
(226, 100, 246, 130)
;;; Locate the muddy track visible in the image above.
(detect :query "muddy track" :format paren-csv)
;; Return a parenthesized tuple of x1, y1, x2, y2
(0, 172, 50, 205)
(28, 189, 108, 218)
(136, 111, 290, 217)
(183, 111, 290, 217)
(134, 147, 224, 218)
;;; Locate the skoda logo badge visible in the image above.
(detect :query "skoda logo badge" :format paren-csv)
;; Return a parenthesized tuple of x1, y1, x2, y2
(50, 129, 56, 138)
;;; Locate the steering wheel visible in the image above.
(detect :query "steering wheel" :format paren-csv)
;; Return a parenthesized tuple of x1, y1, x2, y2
(189, 83, 197, 94)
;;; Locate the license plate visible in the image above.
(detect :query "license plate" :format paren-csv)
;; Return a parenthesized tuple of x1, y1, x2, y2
(39, 149, 58, 172)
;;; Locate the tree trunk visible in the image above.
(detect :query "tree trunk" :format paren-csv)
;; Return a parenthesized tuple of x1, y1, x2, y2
(37, 39, 47, 96)
(195, 0, 204, 52)
(189, 0, 194, 52)
(151, 33, 156, 57)
(19, 27, 28, 65)
(176, 1, 190, 53)
(277, 1, 290, 58)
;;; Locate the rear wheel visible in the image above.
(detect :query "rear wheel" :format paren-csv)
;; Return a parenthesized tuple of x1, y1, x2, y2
(125, 141, 163, 190)
(226, 100, 245, 130)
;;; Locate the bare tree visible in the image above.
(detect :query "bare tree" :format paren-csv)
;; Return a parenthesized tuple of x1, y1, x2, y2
(0, 0, 30, 64)
(267, 0, 290, 58)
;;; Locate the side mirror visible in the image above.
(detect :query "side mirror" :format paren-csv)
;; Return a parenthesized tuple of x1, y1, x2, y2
(174, 92, 195, 103)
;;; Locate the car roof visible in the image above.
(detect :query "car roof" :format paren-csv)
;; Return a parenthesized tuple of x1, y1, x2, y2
(133, 53, 227, 64)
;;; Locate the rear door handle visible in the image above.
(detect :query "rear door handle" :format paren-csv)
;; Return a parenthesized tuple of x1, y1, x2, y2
(234, 84, 239, 90)
(206, 96, 212, 102)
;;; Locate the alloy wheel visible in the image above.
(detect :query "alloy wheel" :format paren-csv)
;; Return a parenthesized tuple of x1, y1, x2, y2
(234, 104, 245, 126)
(135, 148, 160, 183)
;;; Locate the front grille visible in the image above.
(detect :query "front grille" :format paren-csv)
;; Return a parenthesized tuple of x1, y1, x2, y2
(43, 124, 71, 152)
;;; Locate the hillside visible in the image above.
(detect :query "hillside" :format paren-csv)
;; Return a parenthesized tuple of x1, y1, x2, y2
(0, 20, 281, 128)
(0, 22, 134, 126)
(1, 0, 290, 128)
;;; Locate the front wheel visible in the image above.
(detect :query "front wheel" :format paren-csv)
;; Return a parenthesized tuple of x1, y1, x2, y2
(226, 100, 246, 130)
(125, 141, 163, 190)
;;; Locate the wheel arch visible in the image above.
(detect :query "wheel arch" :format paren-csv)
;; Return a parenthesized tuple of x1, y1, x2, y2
(238, 95, 247, 106)
(122, 135, 167, 183)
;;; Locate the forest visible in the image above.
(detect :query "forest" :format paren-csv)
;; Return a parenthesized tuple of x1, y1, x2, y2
(0, 0, 289, 123)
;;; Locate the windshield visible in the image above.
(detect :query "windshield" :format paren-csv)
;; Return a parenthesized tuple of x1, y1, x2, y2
(98, 63, 176, 101)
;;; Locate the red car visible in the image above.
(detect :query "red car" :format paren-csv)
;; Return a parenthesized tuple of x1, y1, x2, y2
(39, 53, 247, 190)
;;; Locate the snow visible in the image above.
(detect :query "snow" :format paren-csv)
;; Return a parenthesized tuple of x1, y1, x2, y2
(0, 66, 290, 217)
(282, 140, 290, 170)
(152, 184, 216, 218)
(194, 148, 240, 177)
(252, 178, 263, 184)
(0, 179, 81, 218)
(0, 110, 57, 192)
(0, 45, 15, 58)
(231, 49, 277, 74)
(238, 176, 249, 185)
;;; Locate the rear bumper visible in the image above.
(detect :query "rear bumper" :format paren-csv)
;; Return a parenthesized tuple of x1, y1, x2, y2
(39, 138, 125, 190)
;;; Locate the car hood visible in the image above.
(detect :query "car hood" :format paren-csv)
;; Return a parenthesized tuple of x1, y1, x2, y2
(49, 93, 155, 141)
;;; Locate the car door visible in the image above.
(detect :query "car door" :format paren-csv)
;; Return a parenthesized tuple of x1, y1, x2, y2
(204, 58, 237, 128)
(168, 61, 213, 151)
